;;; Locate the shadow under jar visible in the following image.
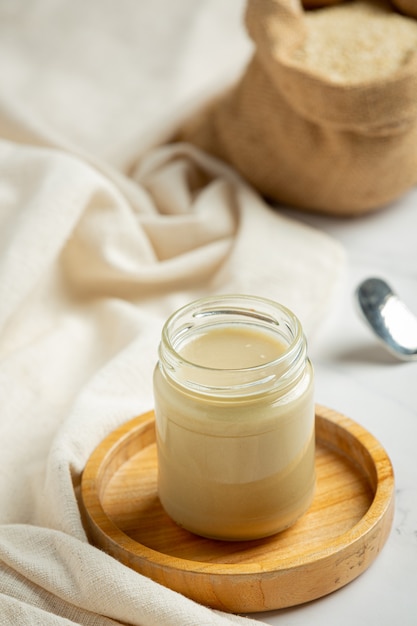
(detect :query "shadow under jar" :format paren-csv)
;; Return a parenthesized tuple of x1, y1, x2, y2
(153, 295, 315, 541)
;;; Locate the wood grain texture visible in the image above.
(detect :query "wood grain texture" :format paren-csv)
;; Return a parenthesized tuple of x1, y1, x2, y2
(81, 405, 395, 613)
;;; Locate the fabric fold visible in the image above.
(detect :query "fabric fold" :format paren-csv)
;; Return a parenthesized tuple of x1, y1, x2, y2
(0, 1, 346, 624)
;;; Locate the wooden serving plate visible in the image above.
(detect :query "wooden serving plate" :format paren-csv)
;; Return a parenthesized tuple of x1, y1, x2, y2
(81, 405, 394, 613)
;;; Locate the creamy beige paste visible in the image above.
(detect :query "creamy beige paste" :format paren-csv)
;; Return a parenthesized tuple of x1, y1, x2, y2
(179, 325, 287, 368)
(154, 324, 315, 540)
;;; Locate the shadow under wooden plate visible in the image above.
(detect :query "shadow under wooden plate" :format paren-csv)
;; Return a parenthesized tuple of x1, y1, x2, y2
(81, 405, 395, 613)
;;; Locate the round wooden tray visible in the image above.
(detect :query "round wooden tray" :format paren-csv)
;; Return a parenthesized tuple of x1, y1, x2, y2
(81, 405, 395, 613)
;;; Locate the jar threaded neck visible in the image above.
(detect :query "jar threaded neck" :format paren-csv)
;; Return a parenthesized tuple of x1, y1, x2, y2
(158, 295, 308, 398)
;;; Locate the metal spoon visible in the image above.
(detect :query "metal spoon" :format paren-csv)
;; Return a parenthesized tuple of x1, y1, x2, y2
(355, 277, 417, 361)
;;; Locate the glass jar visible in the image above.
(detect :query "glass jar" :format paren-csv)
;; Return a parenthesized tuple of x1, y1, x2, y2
(153, 294, 315, 541)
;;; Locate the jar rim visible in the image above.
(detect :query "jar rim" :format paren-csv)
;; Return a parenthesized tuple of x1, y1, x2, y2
(163, 294, 303, 371)
(158, 294, 307, 397)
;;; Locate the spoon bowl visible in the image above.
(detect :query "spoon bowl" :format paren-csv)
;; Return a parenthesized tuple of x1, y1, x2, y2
(355, 277, 417, 361)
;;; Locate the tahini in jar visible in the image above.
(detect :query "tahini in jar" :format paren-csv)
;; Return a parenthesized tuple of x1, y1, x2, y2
(153, 295, 315, 541)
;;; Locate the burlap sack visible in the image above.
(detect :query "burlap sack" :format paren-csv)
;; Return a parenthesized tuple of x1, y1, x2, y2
(392, 0, 417, 18)
(180, 0, 417, 216)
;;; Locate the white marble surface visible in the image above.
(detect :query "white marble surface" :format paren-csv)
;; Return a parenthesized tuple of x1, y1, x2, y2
(252, 193, 417, 625)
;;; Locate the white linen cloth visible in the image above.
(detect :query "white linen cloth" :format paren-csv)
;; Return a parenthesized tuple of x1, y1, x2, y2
(0, 1, 345, 624)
